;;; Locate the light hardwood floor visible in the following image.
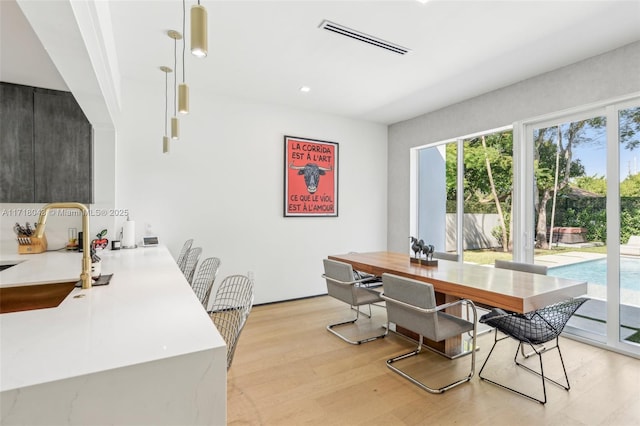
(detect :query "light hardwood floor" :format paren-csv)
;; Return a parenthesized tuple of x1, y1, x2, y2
(227, 296, 640, 426)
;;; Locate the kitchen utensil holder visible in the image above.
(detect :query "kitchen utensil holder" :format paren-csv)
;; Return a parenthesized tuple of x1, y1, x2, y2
(17, 234, 48, 254)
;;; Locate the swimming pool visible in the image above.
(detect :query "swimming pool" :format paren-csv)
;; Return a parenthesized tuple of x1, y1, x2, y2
(548, 257, 640, 291)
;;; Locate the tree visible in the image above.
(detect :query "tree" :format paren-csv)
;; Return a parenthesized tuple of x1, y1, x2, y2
(463, 131, 513, 250)
(619, 106, 640, 151)
(534, 118, 602, 248)
(621, 173, 640, 197)
(572, 175, 607, 195)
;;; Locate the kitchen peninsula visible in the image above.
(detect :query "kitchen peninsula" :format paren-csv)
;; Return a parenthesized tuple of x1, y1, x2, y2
(0, 245, 226, 425)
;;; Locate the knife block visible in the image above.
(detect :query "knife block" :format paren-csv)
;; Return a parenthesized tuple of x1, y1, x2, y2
(18, 234, 48, 254)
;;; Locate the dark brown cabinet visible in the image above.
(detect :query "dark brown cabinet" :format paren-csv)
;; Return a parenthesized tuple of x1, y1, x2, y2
(0, 82, 93, 203)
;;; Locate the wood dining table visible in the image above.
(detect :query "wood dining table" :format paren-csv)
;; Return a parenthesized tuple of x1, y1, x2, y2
(328, 251, 588, 357)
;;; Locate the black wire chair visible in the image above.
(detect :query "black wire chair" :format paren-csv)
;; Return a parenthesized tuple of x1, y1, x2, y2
(478, 297, 588, 404)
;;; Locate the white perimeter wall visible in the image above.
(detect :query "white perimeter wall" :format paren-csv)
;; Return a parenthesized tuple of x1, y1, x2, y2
(115, 78, 387, 305)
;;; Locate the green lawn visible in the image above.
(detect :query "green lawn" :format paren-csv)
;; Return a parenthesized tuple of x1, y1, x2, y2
(463, 245, 608, 265)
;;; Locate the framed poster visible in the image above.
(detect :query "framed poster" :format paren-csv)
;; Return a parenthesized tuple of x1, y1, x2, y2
(284, 135, 338, 217)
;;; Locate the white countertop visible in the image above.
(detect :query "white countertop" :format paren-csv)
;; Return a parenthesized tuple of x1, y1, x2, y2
(0, 245, 225, 392)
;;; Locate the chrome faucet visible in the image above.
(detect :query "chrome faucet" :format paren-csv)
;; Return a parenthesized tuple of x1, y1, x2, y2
(34, 202, 92, 289)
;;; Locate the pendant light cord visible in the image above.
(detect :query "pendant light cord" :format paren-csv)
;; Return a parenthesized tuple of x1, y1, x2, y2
(164, 71, 168, 136)
(182, 0, 186, 83)
(173, 39, 178, 115)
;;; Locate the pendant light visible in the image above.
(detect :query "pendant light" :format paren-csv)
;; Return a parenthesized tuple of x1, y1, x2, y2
(179, 0, 189, 114)
(160, 66, 173, 153)
(191, 1, 208, 58)
(168, 30, 181, 140)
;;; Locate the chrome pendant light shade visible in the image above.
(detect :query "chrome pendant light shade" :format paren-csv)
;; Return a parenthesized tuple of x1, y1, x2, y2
(178, 83, 189, 114)
(171, 116, 180, 139)
(191, 4, 208, 58)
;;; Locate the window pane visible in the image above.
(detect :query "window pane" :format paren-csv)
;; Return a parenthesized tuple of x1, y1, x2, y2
(619, 105, 640, 349)
(417, 143, 457, 257)
(462, 130, 513, 263)
(534, 115, 607, 342)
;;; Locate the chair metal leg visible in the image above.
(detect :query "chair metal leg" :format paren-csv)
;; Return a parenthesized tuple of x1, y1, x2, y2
(479, 331, 570, 404)
(386, 318, 477, 394)
(514, 339, 570, 391)
(350, 303, 373, 318)
(467, 304, 493, 338)
(327, 306, 388, 345)
(520, 342, 546, 358)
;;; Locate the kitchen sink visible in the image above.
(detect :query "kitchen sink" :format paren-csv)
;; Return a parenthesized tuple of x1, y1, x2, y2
(0, 261, 21, 271)
(0, 281, 76, 314)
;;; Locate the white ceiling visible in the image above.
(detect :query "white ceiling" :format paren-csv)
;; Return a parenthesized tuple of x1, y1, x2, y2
(2, 0, 640, 125)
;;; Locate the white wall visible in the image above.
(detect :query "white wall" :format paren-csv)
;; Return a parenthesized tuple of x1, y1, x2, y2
(388, 41, 640, 253)
(114, 78, 387, 305)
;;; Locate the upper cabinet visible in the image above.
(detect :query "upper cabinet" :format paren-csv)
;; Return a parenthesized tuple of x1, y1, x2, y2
(0, 83, 34, 202)
(0, 82, 93, 204)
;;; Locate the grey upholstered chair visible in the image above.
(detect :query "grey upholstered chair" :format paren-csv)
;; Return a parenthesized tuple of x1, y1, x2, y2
(432, 251, 459, 262)
(209, 274, 254, 370)
(478, 298, 587, 404)
(322, 258, 387, 345)
(176, 238, 193, 272)
(495, 259, 548, 275)
(381, 273, 478, 394)
(494, 259, 549, 349)
(191, 257, 221, 309)
(182, 247, 202, 284)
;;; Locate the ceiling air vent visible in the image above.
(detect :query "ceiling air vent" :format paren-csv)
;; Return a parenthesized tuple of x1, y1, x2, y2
(319, 20, 411, 55)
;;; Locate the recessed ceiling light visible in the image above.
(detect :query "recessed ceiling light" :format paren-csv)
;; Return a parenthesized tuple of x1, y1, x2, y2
(300, 86, 311, 93)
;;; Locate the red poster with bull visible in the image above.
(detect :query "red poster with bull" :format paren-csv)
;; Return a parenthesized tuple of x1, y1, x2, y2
(284, 135, 338, 217)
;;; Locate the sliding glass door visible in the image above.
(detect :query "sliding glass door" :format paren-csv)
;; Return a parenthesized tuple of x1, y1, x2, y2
(617, 104, 640, 351)
(520, 98, 640, 356)
(529, 112, 608, 343)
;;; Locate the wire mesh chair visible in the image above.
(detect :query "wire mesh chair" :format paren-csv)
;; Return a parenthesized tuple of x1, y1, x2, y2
(182, 247, 202, 284)
(381, 273, 477, 394)
(191, 257, 221, 309)
(478, 297, 588, 404)
(322, 259, 387, 345)
(209, 275, 254, 370)
(176, 239, 193, 273)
